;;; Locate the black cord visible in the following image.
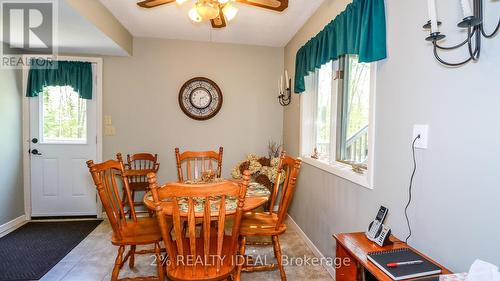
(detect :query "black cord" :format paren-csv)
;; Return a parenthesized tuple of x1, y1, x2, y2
(404, 135, 420, 244)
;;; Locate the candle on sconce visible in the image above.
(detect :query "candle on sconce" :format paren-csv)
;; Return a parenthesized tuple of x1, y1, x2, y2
(460, 0, 473, 18)
(285, 70, 289, 88)
(427, 0, 438, 33)
(280, 75, 283, 93)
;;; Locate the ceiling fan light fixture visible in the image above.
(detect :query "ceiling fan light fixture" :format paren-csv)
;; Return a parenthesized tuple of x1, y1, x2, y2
(188, 6, 203, 22)
(222, 3, 238, 21)
(195, 0, 220, 20)
(137, 0, 289, 28)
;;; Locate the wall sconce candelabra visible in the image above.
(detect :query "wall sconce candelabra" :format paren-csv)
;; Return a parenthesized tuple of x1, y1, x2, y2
(424, 0, 499, 67)
(278, 71, 292, 106)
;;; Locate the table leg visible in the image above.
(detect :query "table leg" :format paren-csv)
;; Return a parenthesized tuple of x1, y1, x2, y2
(336, 243, 358, 281)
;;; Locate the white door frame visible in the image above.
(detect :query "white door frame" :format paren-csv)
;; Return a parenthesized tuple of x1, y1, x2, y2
(22, 55, 103, 220)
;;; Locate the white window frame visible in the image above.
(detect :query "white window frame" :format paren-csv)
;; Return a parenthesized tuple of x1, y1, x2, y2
(38, 86, 88, 145)
(299, 58, 377, 189)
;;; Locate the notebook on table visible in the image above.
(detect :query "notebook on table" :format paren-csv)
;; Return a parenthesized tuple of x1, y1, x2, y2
(367, 248, 441, 280)
(415, 278, 440, 281)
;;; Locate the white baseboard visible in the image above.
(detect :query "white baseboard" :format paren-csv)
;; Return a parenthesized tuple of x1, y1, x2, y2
(287, 214, 336, 279)
(0, 215, 28, 238)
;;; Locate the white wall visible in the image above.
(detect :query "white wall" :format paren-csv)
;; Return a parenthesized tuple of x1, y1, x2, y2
(0, 61, 24, 225)
(284, 0, 500, 272)
(103, 38, 284, 183)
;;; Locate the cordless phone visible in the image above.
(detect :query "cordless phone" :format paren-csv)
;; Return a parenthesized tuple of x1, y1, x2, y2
(366, 206, 392, 246)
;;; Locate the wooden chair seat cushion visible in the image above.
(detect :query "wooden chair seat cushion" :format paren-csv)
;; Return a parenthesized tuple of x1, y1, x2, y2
(167, 236, 237, 281)
(112, 217, 162, 246)
(239, 212, 287, 236)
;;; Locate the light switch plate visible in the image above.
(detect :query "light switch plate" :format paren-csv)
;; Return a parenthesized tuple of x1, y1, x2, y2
(104, 115, 112, 126)
(413, 124, 429, 149)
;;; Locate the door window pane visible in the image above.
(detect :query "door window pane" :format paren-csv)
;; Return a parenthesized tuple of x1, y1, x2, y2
(339, 55, 370, 165)
(41, 86, 87, 143)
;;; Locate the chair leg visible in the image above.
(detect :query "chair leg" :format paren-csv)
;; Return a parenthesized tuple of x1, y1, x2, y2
(272, 236, 287, 281)
(235, 236, 246, 281)
(112, 246, 125, 281)
(128, 245, 136, 268)
(155, 242, 165, 281)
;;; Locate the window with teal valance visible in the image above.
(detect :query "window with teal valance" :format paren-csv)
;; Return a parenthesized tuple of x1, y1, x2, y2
(26, 60, 93, 100)
(294, 0, 387, 93)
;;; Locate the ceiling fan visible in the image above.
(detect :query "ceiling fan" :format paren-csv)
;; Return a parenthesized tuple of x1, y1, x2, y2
(137, 0, 289, 28)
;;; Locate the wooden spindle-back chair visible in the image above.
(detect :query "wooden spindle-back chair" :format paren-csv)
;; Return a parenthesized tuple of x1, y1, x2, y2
(175, 147, 223, 182)
(117, 153, 159, 217)
(236, 153, 302, 281)
(147, 171, 250, 281)
(86, 159, 163, 281)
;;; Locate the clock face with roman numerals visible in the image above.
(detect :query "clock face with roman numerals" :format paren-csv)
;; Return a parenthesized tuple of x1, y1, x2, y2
(178, 77, 223, 121)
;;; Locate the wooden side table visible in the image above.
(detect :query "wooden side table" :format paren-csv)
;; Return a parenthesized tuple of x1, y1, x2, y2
(333, 232, 452, 281)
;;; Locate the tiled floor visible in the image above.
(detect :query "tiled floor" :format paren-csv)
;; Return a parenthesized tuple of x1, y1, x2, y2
(40, 219, 333, 281)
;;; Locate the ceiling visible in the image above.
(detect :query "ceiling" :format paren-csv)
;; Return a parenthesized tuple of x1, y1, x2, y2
(0, 0, 128, 56)
(57, 0, 128, 56)
(98, 0, 325, 47)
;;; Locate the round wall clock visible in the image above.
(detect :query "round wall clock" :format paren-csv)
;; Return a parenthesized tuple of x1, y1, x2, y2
(178, 77, 223, 121)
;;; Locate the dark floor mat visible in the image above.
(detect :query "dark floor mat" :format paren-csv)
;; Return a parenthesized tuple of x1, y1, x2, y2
(0, 220, 102, 281)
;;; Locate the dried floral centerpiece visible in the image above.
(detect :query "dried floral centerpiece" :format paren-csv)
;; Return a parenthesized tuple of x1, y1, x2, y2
(231, 154, 284, 191)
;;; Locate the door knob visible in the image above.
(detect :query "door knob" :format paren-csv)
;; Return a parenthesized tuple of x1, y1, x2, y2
(32, 138, 38, 144)
(31, 149, 42, 155)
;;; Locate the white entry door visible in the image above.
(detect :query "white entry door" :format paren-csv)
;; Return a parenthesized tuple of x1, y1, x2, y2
(29, 72, 98, 217)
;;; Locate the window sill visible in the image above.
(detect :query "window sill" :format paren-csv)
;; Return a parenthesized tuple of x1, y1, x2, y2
(301, 157, 373, 189)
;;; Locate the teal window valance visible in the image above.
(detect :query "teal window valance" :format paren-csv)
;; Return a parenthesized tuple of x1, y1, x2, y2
(26, 60, 93, 100)
(294, 0, 387, 93)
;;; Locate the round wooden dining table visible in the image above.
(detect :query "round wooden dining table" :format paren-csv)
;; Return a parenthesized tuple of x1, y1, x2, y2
(143, 180, 270, 216)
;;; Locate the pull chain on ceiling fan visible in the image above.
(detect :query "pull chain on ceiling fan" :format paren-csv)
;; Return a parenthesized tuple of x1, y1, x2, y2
(137, 0, 288, 28)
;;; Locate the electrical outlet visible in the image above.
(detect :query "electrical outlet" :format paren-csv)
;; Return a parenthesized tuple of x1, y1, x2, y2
(413, 124, 429, 149)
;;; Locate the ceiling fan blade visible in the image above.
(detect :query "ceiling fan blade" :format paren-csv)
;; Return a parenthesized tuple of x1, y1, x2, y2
(137, 0, 176, 8)
(235, 0, 288, 12)
(211, 10, 227, 28)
